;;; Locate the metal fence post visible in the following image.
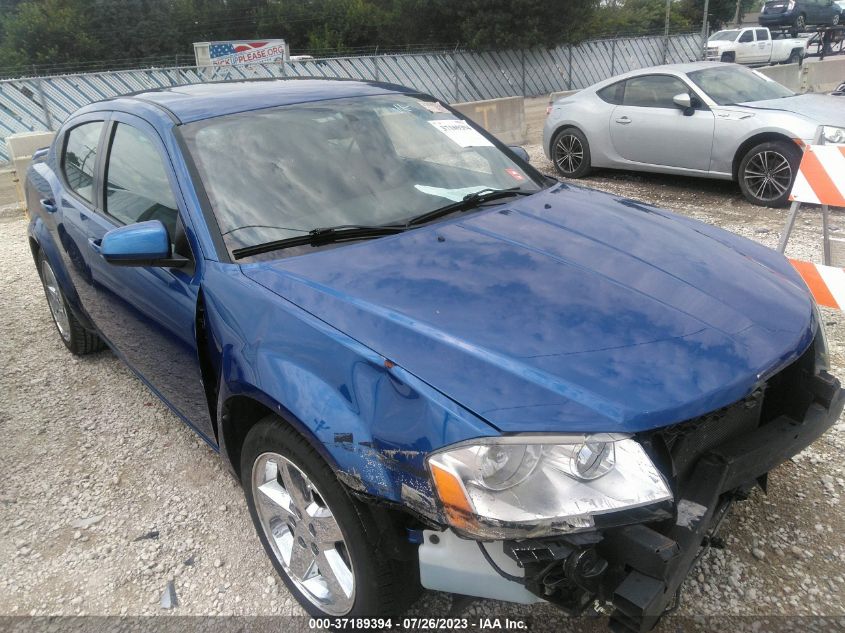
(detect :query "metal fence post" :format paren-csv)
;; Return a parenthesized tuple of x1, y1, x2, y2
(611, 38, 617, 75)
(373, 56, 379, 82)
(567, 46, 573, 90)
(453, 53, 460, 103)
(521, 49, 526, 97)
(35, 79, 53, 129)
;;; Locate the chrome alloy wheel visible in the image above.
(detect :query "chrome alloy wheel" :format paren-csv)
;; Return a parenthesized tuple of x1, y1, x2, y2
(251, 452, 355, 615)
(743, 150, 793, 203)
(554, 133, 584, 175)
(40, 259, 71, 341)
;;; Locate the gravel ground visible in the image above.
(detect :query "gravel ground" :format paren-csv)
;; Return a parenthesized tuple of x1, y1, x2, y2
(2, 150, 845, 631)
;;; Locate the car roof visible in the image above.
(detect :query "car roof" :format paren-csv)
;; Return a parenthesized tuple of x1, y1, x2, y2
(98, 78, 418, 124)
(587, 61, 726, 89)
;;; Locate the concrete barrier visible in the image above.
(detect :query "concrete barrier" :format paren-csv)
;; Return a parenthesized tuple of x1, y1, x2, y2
(804, 57, 845, 93)
(6, 131, 54, 210)
(452, 96, 527, 145)
(757, 63, 802, 92)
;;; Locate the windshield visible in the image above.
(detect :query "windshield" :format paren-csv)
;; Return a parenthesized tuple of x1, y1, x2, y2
(687, 65, 794, 105)
(709, 30, 740, 42)
(181, 94, 542, 255)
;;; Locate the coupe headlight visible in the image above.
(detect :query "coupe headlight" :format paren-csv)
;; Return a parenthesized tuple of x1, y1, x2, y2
(821, 126, 845, 145)
(427, 435, 672, 538)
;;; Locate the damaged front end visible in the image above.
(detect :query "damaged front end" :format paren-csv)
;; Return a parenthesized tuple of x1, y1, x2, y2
(417, 337, 843, 632)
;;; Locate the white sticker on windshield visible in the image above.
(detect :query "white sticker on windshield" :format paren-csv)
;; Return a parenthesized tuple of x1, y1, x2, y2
(418, 100, 449, 114)
(414, 184, 491, 201)
(429, 119, 494, 148)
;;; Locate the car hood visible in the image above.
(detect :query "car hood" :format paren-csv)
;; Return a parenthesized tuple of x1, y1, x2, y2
(741, 94, 845, 126)
(242, 184, 815, 434)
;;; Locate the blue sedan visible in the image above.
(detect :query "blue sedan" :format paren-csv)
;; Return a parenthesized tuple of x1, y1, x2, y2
(25, 79, 843, 630)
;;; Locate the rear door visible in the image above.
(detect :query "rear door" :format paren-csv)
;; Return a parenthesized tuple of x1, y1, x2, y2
(755, 29, 774, 62)
(79, 112, 215, 441)
(609, 74, 715, 171)
(54, 116, 109, 318)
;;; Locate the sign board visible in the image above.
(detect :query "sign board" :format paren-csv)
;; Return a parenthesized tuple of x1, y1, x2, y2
(193, 40, 287, 67)
(789, 144, 845, 207)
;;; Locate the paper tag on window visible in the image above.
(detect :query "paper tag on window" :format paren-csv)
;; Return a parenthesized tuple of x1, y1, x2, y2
(418, 100, 449, 114)
(428, 120, 493, 148)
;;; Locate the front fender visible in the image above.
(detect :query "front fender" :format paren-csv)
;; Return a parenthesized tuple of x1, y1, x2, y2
(203, 263, 497, 523)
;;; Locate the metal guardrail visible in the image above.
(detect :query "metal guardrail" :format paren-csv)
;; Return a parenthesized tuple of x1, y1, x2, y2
(0, 33, 701, 162)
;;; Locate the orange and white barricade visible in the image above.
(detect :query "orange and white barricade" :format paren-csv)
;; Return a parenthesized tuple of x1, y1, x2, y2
(778, 139, 845, 265)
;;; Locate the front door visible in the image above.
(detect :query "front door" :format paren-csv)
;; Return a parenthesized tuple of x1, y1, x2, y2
(609, 74, 715, 171)
(80, 113, 215, 442)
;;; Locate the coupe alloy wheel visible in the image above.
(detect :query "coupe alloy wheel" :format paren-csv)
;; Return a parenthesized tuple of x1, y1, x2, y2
(554, 133, 585, 175)
(251, 452, 355, 615)
(743, 150, 793, 204)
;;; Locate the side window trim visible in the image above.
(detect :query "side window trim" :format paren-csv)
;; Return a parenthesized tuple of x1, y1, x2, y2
(101, 116, 195, 265)
(619, 73, 710, 111)
(60, 117, 110, 209)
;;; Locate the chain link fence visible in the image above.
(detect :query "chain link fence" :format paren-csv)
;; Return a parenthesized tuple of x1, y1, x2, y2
(0, 32, 702, 162)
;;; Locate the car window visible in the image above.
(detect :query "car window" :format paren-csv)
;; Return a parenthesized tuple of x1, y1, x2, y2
(63, 121, 104, 203)
(688, 65, 794, 105)
(755, 29, 770, 40)
(709, 30, 740, 41)
(621, 75, 690, 108)
(739, 31, 754, 43)
(597, 81, 624, 104)
(104, 123, 178, 238)
(181, 94, 542, 254)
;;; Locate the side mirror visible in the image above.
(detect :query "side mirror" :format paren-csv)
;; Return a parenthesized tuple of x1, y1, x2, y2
(100, 220, 185, 267)
(508, 145, 530, 163)
(673, 93, 697, 116)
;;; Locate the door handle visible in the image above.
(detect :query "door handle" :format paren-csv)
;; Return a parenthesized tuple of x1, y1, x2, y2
(40, 198, 57, 213)
(88, 238, 102, 255)
(615, 116, 632, 124)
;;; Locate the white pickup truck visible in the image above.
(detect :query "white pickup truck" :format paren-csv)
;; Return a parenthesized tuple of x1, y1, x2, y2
(706, 27, 807, 65)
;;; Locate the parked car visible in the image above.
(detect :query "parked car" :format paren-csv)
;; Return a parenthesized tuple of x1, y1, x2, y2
(27, 78, 842, 632)
(834, 79, 845, 93)
(544, 62, 845, 206)
(759, 0, 840, 35)
(706, 27, 806, 64)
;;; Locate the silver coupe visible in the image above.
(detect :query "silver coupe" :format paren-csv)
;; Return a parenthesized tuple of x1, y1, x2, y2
(543, 62, 845, 206)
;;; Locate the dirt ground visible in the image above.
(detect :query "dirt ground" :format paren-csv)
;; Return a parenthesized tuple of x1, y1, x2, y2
(1, 128, 844, 632)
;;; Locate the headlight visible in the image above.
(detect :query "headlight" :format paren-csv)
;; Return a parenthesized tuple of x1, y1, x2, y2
(427, 435, 672, 539)
(821, 126, 845, 145)
(813, 300, 830, 371)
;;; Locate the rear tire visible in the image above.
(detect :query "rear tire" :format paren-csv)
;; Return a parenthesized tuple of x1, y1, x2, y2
(785, 49, 802, 65)
(240, 416, 419, 618)
(551, 127, 592, 179)
(737, 140, 802, 207)
(36, 250, 105, 355)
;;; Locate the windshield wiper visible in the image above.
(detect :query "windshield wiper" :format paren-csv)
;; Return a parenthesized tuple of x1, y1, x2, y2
(232, 224, 406, 260)
(232, 188, 535, 260)
(404, 187, 534, 227)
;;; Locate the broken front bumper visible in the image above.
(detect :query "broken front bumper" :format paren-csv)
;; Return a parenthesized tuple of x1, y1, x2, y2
(420, 371, 843, 633)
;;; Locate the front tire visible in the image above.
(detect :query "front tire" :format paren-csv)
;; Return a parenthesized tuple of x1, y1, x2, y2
(551, 127, 592, 178)
(241, 416, 418, 618)
(36, 250, 105, 355)
(738, 140, 801, 207)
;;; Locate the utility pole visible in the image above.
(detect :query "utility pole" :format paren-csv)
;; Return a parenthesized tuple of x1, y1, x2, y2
(663, 0, 671, 64)
(701, 0, 711, 59)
